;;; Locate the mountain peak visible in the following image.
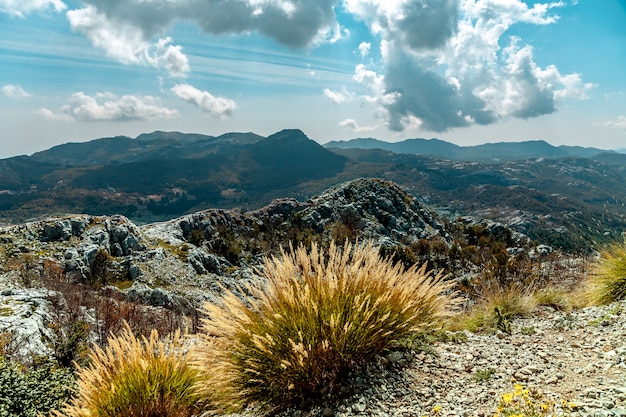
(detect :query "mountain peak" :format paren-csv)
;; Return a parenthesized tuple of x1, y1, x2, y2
(134, 131, 214, 142)
(264, 129, 309, 144)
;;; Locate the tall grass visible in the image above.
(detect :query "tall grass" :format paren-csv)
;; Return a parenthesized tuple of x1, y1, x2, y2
(455, 281, 536, 333)
(195, 241, 458, 411)
(585, 241, 626, 305)
(54, 323, 203, 417)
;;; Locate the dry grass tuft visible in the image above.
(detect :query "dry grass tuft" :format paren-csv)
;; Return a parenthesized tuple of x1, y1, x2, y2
(455, 281, 536, 333)
(584, 241, 626, 305)
(532, 287, 573, 312)
(195, 241, 459, 411)
(54, 323, 203, 417)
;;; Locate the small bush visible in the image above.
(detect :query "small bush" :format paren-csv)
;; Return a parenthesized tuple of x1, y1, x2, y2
(55, 324, 204, 417)
(0, 357, 75, 417)
(196, 241, 458, 411)
(456, 281, 535, 333)
(585, 241, 626, 305)
(533, 287, 572, 311)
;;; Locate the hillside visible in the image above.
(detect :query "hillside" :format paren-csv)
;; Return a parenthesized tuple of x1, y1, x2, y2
(1, 129, 625, 252)
(0, 178, 549, 361)
(325, 137, 611, 163)
(2, 178, 624, 417)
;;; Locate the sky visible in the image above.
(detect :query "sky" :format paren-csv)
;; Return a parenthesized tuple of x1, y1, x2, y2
(1, 0, 625, 158)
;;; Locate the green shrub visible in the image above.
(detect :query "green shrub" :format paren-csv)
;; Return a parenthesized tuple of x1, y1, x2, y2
(456, 281, 535, 333)
(196, 241, 458, 411)
(55, 324, 204, 417)
(585, 241, 626, 305)
(0, 357, 75, 417)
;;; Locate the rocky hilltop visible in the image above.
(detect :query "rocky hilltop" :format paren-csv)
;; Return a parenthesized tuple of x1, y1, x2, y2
(0, 179, 452, 355)
(0, 178, 535, 361)
(2, 129, 626, 252)
(2, 178, 620, 417)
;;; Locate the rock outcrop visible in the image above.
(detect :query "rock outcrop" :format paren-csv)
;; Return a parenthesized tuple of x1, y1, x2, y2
(0, 178, 533, 360)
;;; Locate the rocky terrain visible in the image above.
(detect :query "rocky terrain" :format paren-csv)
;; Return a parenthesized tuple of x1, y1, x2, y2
(266, 300, 626, 417)
(2, 129, 626, 251)
(0, 179, 468, 358)
(0, 178, 619, 417)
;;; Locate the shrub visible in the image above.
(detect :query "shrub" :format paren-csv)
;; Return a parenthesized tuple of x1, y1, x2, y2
(585, 241, 626, 305)
(90, 249, 111, 287)
(0, 357, 75, 417)
(533, 287, 572, 311)
(195, 241, 458, 411)
(456, 281, 535, 333)
(55, 324, 204, 417)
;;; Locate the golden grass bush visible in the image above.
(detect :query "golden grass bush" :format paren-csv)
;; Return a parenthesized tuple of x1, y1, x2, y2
(584, 241, 626, 305)
(195, 241, 458, 411)
(532, 287, 573, 311)
(455, 281, 536, 333)
(54, 323, 204, 417)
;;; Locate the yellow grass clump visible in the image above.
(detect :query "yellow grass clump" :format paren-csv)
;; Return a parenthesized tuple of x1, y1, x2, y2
(54, 323, 204, 417)
(455, 281, 536, 333)
(195, 241, 459, 411)
(584, 241, 626, 305)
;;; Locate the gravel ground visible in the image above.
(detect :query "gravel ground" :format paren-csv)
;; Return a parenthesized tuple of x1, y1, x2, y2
(231, 299, 626, 417)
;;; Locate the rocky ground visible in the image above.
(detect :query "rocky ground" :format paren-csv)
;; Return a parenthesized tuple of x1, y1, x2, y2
(258, 300, 626, 417)
(1, 178, 619, 417)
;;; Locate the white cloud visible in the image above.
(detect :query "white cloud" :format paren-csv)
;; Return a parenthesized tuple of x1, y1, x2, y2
(344, 0, 459, 51)
(59, 92, 178, 121)
(345, 0, 590, 132)
(0, 0, 66, 17)
(172, 84, 237, 118)
(56, 0, 590, 135)
(36, 107, 72, 121)
(74, 0, 339, 49)
(1, 84, 31, 99)
(323, 87, 355, 104)
(358, 42, 371, 58)
(67, 6, 189, 77)
(606, 116, 626, 130)
(338, 118, 378, 133)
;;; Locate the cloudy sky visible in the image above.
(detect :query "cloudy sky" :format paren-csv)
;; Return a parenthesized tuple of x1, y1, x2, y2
(1, 0, 625, 158)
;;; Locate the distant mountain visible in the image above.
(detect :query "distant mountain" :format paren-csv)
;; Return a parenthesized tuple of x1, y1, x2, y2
(239, 129, 347, 191)
(1, 129, 626, 252)
(30, 131, 264, 166)
(325, 137, 610, 162)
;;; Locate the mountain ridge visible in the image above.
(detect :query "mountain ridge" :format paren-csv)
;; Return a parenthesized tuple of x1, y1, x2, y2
(1, 129, 625, 252)
(324, 137, 612, 162)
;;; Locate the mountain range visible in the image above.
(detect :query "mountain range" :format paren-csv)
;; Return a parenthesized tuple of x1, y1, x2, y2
(1, 129, 625, 252)
(324, 137, 612, 163)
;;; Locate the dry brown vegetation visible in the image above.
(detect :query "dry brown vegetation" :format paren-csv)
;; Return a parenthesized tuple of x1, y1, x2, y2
(194, 241, 459, 412)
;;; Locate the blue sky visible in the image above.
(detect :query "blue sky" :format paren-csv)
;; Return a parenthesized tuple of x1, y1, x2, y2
(1, 0, 625, 158)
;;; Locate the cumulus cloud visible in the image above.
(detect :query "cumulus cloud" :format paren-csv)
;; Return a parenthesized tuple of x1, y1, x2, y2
(358, 42, 371, 58)
(0, 0, 66, 17)
(73, 0, 340, 49)
(1, 84, 31, 99)
(36, 107, 72, 121)
(172, 84, 237, 118)
(343, 0, 591, 132)
(59, 92, 178, 121)
(323, 87, 356, 104)
(67, 5, 189, 77)
(54, 0, 590, 134)
(606, 116, 626, 130)
(344, 0, 459, 51)
(339, 118, 378, 133)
